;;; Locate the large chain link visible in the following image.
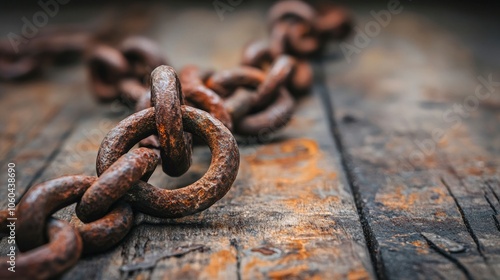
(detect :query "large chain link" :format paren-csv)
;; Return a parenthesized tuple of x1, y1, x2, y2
(0, 1, 352, 278)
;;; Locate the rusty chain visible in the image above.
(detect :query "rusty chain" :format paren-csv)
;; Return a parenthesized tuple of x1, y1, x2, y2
(0, 26, 96, 80)
(0, 1, 352, 279)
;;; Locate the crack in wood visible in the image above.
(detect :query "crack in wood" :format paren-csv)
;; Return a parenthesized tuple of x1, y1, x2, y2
(421, 233, 474, 280)
(441, 177, 486, 258)
(314, 60, 384, 280)
(230, 238, 242, 280)
(120, 244, 207, 273)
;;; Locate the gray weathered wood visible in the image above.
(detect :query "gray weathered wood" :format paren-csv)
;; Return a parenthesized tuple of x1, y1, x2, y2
(322, 6, 500, 279)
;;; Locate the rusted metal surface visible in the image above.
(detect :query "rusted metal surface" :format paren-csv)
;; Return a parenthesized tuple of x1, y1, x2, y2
(180, 65, 233, 130)
(204, 57, 297, 136)
(0, 218, 82, 280)
(16, 176, 97, 251)
(120, 36, 167, 84)
(97, 106, 239, 218)
(88, 36, 167, 105)
(76, 148, 159, 222)
(88, 45, 129, 102)
(206, 66, 266, 98)
(235, 87, 294, 136)
(151, 65, 193, 177)
(0, 26, 93, 80)
(74, 202, 134, 255)
(0, 41, 39, 80)
(267, 0, 352, 57)
(15, 174, 133, 258)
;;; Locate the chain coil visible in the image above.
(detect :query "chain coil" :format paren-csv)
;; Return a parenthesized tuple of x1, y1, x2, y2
(0, 1, 352, 278)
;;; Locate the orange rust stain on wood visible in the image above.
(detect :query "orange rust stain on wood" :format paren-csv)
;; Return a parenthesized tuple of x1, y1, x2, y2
(243, 257, 268, 277)
(347, 267, 371, 280)
(167, 263, 199, 279)
(135, 275, 147, 280)
(267, 264, 311, 280)
(201, 249, 236, 279)
(410, 240, 429, 254)
(243, 241, 315, 277)
(375, 186, 451, 211)
(375, 186, 419, 211)
(434, 210, 447, 219)
(280, 192, 340, 214)
(284, 239, 310, 261)
(276, 218, 339, 239)
(467, 166, 485, 176)
(431, 187, 449, 204)
(245, 138, 328, 184)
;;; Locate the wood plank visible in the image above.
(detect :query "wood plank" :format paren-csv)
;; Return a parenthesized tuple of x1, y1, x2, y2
(322, 8, 500, 280)
(0, 68, 89, 208)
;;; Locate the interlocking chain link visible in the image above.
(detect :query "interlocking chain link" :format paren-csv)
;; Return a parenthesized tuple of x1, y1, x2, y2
(0, 1, 352, 279)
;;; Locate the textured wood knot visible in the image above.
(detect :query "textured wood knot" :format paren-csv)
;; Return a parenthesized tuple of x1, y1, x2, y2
(251, 246, 281, 256)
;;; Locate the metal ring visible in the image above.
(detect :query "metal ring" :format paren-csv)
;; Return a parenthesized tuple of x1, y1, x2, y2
(235, 87, 295, 136)
(205, 66, 265, 98)
(96, 106, 239, 218)
(0, 218, 82, 280)
(241, 40, 272, 68)
(151, 65, 193, 177)
(76, 148, 158, 223)
(267, 0, 316, 27)
(16, 175, 134, 254)
(73, 201, 134, 255)
(267, 1, 320, 57)
(120, 36, 168, 84)
(255, 55, 295, 109)
(288, 59, 313, 96)
(88, 45, 129, 102)
(314, 4, 352, 41)
(180, 65, 233, 130)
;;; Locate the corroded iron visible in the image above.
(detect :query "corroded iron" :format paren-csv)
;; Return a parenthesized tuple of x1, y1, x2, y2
(205, 56, 296, 135)
(76, 148, 158, 222)
(88, 45, 129, 102)
(96, 106, 239, 218)
(88, 36, 168, 105)
(16, 175, 133, 254)
(151, 65, 193, 177)
(0, 26, 92, 80)
(180, 65, 233, 130)
(0, 218, 82, 280)
(74, 202, 134, 255)
(235, 87, 295, 136)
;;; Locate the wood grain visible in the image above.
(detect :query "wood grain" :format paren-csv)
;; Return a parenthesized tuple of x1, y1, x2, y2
(322, 9, 500, 280)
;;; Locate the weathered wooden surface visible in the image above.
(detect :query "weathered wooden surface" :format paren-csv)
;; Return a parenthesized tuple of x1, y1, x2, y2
(322, 3, 500, 279)
(0, 1, 499, 280)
